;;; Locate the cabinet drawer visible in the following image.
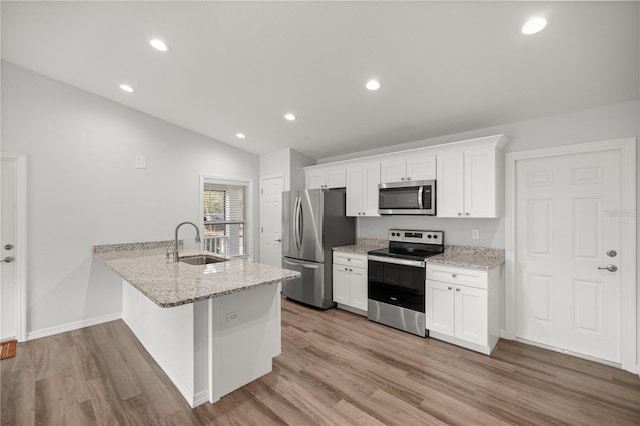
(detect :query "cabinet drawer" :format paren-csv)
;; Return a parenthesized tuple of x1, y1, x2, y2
(333, 252, 367, 268)
(426, 264, 487, 289)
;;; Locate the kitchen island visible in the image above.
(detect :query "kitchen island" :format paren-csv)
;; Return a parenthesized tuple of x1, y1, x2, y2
(93, 241, 300, 407)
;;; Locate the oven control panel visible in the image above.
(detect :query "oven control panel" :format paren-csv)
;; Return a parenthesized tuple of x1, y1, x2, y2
(388, 229, 444, 245)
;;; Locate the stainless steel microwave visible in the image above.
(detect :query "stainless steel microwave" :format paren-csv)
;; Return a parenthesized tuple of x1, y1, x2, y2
(378, 180, 436, 215)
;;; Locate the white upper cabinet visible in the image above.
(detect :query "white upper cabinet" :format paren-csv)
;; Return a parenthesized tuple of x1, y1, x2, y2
(436, 141, 506, 218)
(380, 154, 436, 183)
(346, 162, 380, 217)
(305, 166, 346, 189)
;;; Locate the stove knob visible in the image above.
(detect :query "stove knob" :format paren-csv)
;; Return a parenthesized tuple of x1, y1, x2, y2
(427, 235, 432, 239)
(433, 235, 438, 239)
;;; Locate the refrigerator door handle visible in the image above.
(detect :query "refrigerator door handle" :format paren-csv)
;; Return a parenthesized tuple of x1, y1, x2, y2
(293, 197, 300, 251)
(282, 258, 320, 269)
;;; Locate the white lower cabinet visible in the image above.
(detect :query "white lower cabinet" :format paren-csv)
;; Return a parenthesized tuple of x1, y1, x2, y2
(426, 264, 501, 354)
(333, 252, 368, 314)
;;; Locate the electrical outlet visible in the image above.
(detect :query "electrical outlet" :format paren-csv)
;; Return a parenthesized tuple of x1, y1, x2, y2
(226, 311, 240, 323)
(472, 229, 480, 239)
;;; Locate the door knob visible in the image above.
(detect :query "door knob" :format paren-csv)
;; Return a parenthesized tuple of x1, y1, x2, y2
(1, 256, 14, 263)
(597, 264, 618, 272)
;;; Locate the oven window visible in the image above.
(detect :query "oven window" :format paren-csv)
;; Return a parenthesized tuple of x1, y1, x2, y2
(368, 260, 425, 312)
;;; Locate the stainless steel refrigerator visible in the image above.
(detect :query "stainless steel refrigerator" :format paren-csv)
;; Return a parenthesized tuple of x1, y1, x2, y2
(281, 188, 356, 309)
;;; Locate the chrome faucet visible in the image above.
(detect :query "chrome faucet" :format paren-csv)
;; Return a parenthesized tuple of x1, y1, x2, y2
(172, 221, 201, 262)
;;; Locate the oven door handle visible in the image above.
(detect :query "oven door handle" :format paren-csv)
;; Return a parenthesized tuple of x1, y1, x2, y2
(368, 255, 425, 268)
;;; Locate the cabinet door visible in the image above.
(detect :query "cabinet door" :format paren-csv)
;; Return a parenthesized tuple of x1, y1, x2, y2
(325, 167, 346, 188)
(426, 280, 455, 336)
(346, 166, 364, 216)
(454, 285, 488, 346)
(380, 159, 406, 183)
(436, 151, 464, 218)
(333, 265, 349, 304)
(348, 267, 368, 311)
(362, 163, 381, 216)
(406, 155, 436, 181)
(464, 148, 495, 218)
(306, 170, 325, 189)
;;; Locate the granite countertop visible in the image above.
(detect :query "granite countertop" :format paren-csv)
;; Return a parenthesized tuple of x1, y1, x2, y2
(333, 238, 388, 255)
(426, 245, 505, 271)
(93, 241, 300, 308)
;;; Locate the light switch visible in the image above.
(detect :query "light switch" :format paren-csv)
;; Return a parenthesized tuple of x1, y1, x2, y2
(135, 155, 147, 169)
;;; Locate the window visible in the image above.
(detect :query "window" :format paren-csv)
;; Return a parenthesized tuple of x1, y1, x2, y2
(202, 179, 247, 256)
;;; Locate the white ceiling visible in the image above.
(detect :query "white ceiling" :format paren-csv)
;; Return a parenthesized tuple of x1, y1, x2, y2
(2, 1, 639, 160)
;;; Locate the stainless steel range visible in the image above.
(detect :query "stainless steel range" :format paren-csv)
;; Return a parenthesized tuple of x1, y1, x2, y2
(367, 229, 444, 337)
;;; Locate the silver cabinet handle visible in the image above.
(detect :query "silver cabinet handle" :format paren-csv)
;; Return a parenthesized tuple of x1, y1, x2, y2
(407, 177, 411, 181)
(456, 287, 461, 291)
(1, 256, 15, 263)
(465, 212, 470, 216)
(457, 212, 462, 216)
(447, 286, 452, 290)
(4, 244, 14, 250)
(451, 273, 457, 277)
(345, 267, 348, 271)
(400, 177, 405, 181)
(598, 264, 618, 272)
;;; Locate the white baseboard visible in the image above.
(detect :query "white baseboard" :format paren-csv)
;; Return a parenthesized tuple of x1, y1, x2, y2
(192, 390, 209, 407)
(27, 312, 122, 341)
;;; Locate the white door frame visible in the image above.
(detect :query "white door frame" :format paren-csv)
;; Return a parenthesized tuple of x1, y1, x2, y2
(1, 153, 27, 342)
(505, 138, 637, 373)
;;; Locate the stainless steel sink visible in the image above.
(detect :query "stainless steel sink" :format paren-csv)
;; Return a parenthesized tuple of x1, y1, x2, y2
(179, 254, 228, 265)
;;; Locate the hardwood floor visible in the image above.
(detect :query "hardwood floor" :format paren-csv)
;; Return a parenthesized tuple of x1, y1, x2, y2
(2, 297, 639, 425)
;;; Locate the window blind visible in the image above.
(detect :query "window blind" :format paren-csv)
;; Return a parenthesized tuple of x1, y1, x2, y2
(203, 181, 247, 256)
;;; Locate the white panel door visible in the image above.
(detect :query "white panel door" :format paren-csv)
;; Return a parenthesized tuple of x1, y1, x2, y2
(348, 267, 368, 311)
(464, 147, 493, 217)
(380, 159, 406, 183)
(516, 150, 621, 362)
(1, 158, 17, 340)
(363, 163, 381, 216)
(333, 265, 349, 304)
(454, 286, 488, 346)
(426, 280, 455, 336)
(259, 176, 283, 267)
(436, 151, 464, 217)
(406, 154, 436, 181)
(345, 166, 364, 216)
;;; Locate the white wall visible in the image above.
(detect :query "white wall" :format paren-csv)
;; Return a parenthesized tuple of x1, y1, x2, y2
(259, 147, 315, 192)
(324, 100, 640, 249)
(1, 61, 260, 335)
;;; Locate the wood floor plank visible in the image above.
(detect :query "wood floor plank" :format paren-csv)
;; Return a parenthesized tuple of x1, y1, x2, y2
(2, 297, 639, 425)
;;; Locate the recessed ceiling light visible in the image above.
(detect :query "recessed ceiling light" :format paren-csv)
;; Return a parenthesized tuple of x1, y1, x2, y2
(119, 84, 135, 93)
(522, 17, 548, 35)
(150, 39, 170, 52)
(366, 79, 381, 91)
(284, 113, 296, 121)
(236, 133, 246, 139)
